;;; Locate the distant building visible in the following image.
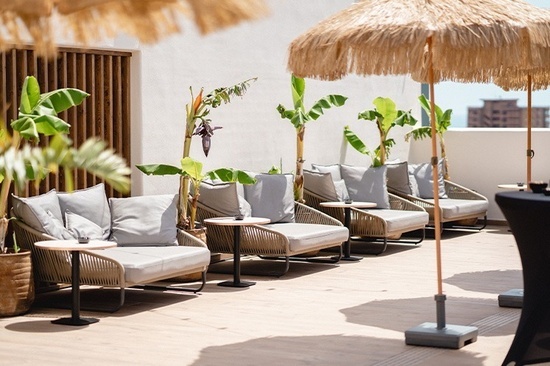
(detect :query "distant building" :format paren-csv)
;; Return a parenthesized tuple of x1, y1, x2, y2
(467, 99, 549, 128)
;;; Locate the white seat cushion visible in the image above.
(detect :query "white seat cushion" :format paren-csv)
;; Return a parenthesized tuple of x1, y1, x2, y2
(358, 209, 429, 234)
(423, 199, 488, 220)
(96, 246, 210, 285)
(264, 223, 348, 253)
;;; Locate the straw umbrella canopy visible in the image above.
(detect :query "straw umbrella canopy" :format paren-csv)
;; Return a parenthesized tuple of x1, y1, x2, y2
(0, 0, 269, 57)
(287, 0, 550, 333)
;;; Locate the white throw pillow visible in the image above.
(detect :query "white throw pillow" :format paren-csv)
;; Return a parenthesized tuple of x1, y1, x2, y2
(109, 194, 178, 246)
(243, 173, 294, 223)
(311, 163, 342, 181)
(408, 160, 448, 199)
(57, 183, 111, 240)
(65, 211, 104, 240)
(340, 165, 390, 209)
(11, 190, 72, 239)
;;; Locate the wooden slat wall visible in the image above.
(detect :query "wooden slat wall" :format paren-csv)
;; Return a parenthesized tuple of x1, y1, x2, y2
(0, 46, 132, 199)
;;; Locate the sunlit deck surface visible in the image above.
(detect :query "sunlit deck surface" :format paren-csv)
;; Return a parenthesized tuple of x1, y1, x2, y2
(1, 225, 522, 365)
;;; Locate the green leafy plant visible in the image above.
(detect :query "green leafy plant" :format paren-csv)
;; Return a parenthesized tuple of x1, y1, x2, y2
(344, 97, 417, 167)
(276, 74, 347, 202)
(0, 76, 131, 253)
(176, 78, 257, 229)
(405, 94, 452, 179)
(136, 157, 256, 230)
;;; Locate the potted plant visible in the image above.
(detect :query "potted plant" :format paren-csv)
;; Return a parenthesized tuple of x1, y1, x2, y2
(276, 74, 347, 202)
(404, 95, 453, 179)
(178, 78, 257, 230)
(0, 76, 131, 317)
(344, 97, 417, 166)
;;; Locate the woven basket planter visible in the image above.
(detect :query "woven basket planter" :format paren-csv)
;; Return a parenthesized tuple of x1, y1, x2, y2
(0, 250, 35, 317)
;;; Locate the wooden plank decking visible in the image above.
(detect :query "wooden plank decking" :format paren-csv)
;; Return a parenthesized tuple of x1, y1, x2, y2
(0, 225, 522, 365)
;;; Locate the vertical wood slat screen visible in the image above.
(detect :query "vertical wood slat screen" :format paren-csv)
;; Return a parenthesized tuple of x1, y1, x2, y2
(0, 46, 132, 199)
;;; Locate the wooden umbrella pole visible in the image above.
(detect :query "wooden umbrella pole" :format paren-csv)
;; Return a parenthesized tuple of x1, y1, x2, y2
(527, 73, 532, 185)
(427, 37, 446, 330)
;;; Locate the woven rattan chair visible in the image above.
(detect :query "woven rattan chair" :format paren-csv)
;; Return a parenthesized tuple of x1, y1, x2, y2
(389, 180, 488, 231)
(196, 201, 347, 276)
(12, 218, 209, 312)
(303, 188, 428, 254)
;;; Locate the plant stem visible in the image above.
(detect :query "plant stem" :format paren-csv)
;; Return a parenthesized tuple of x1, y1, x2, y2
(295, 126, 305, 202)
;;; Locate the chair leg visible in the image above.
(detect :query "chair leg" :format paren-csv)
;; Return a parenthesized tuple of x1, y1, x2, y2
(351, 228, 425, 255)
(136, 271, 207, 293)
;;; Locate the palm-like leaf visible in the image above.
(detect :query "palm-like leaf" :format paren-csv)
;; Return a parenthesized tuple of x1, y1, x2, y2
(67, 138, 131, 193)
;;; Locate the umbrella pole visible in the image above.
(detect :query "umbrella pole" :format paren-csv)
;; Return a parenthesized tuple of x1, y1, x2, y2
(405, 37, 478, 349)
(525, 74, 535, 184)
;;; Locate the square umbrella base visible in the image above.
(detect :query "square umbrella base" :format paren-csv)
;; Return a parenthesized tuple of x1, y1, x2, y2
(498, 288, 523, 308)
(405, 322, 478, 349)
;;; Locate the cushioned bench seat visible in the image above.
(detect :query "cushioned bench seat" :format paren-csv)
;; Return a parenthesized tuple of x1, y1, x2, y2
(263, 223, 349, 253)
(422, 198, 489, 221)
(96, 246, 211, 285)
(11, 184, 211, 311)
(357, 209, 429, 234)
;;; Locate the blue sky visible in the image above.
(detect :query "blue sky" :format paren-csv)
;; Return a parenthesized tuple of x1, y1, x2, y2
(437, 0, 550, 128)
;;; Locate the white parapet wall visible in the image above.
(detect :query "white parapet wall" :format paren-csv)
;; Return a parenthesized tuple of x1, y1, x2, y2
(409, 128, 550, 221)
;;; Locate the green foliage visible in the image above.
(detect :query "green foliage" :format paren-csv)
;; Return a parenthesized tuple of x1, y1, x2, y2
(276, 75, 347, 129)
(11, 76, 89, 140)
(137, 157, 256, 229)
(404, 94, 452, 142)
(345, 97, 417, 167)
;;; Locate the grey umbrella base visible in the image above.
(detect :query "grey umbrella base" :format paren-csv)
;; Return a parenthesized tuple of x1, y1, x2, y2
(405, 323, 479, 349)
(498, 288, 523, 308)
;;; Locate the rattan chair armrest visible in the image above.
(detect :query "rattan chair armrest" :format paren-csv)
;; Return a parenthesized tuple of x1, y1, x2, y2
(444, 180, 487, 201)
(177, 228, 208, 248)
(294, 201, 343, 226)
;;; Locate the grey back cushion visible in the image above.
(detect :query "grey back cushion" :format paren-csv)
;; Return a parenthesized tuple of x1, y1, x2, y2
(109, 194, 178, 246)
(386, 161, 412, 195)
(244, 173, 295, 223)
(11, 189, 73, 239)
(198, 181, 251, 217)
(57, 183, 111, 240)
(311, 163, 342, 181)
(340, 165, 390, 209)
(303, 169, 349, 201)
(408, 160, 448, 199)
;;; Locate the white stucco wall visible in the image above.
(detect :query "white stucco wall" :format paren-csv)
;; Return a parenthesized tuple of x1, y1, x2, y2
(409, 128, 550, 221)
(129, 0, 421, 196)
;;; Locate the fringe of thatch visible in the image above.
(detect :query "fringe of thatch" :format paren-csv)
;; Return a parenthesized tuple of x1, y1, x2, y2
(0, 0, 269, 58)
(288, 0, 550, 84)
(185, 0, 268, 35)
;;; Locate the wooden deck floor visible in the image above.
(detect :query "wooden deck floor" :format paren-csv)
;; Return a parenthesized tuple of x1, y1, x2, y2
(0, 225, 524, 365)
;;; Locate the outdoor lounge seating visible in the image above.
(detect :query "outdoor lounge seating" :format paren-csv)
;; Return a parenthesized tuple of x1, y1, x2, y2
(11, 184, 211, 311)
(195, 174, 349, 276)
(386, 161, 489, 230)
(303, 164, 429, 254)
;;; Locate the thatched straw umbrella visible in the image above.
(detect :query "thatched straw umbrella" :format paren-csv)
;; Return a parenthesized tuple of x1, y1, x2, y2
(287, 0, 550, 350)
(0, 0, 269, 57)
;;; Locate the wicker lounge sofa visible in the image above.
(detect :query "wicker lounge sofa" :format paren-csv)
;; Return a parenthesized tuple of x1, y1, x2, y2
(11, 184, 211, 311)
(386, 161, 488, 230)
(303, 164, 429, 254)
(195, 174, 349, 276)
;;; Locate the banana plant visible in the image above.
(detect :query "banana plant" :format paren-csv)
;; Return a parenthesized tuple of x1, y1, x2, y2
(344, 97, 417, 167)
(0, 76, 131, 253)
(276, 74, 347, 202)
(179, 78, 257, 228)
(405, 94, 453, 179)
(137, 157, 256, 230)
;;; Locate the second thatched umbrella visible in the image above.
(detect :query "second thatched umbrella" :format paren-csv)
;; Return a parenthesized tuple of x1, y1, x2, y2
(288, 0, 550, 349)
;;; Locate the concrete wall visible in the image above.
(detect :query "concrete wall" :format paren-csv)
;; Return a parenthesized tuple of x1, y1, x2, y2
(128, 0, 421, 195)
